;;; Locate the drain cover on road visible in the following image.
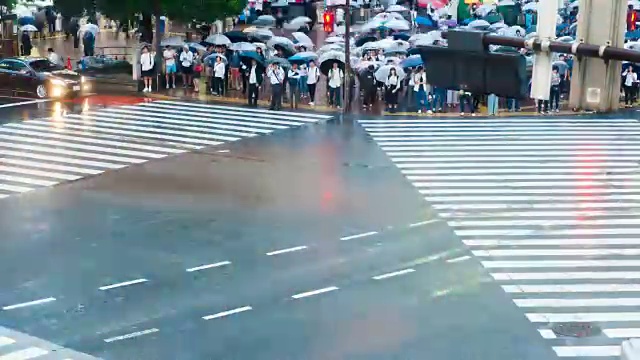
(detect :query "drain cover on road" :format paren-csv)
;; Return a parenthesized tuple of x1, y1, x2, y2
(552, 323, 601, 338)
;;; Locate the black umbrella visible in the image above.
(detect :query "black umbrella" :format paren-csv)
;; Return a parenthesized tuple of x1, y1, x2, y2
(356, 35, 377, 47)
(224, 30, 248, 43)
(319, 58, 344, 76)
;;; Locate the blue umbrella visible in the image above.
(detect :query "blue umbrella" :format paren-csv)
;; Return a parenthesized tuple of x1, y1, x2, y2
(288, 51, 318, 64)
(415, 16, 435, 27)
(239, 51, 266, 67)
(18, 16, 35, 26)
(400, 55, 422, 68)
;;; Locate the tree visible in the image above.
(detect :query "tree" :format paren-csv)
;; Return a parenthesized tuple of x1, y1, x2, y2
(52, 0, 87, 17)
(96, 0, 243, 24)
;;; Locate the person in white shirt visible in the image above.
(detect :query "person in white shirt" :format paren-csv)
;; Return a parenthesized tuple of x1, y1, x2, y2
(245, 59, 262, 107)
(288, 63, 301, 109)
(327, 62, 344, 109)
(179, 45, 194, 88)
(140, 45, 155, 92)
(163, 45, 176, 89)
(266, 63, 284, 110)
(212, 56, 226, 96)
(623, 66, 638, 107)
(47, 48, 62, 66)
(413, 66, 428, 113)
(306, 60, 320, 105)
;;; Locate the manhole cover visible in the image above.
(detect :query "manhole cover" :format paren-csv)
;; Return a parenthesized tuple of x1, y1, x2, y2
(552, 323, 601, 338)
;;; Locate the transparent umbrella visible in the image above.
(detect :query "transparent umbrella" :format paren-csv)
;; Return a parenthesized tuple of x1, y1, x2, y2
(80, 23, 99, 34)
(384, 19, 410, 31)
(230, 42, 257, 52)
(161, 36, 184, 47)
(325, 36, 344, 44)
(292, 32, 313, 47)
(205, 34, 231, 46)
(375, 64, 406, 82)
(20, 24, 38, 31)
(468, 19, 491, 30)
(387, 4, 408, 12)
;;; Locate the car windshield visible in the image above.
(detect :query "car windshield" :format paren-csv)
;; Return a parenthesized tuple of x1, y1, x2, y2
(29, 59, 63, 72)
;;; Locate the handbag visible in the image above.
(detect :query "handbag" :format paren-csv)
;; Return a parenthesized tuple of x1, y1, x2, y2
(194, 63, 203, 73)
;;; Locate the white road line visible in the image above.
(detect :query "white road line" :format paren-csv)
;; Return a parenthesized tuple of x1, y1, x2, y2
(458, 228, 640, 237)
(156, 100, 332, 120)
(0, 347, 48, 360)
(423, 187, 640, 196)
(98, 278, 148, 291)
(491, 272, 640, 280)
(0, 165, 81, 181)
(372, 268, 416, 280)
(340, 231, 378, 241)
(482, 260, 640, 268)
(266, 246, 308, 256)
(409, 173, 640, 182)
(0, 148, 126, 169)
(447, 256, 471, 263)
(186, 261, 231, 272)
(465, 239, 640, 247)
(503, 284, 640, 293)
(408, 219, 440, 227)
(455, 219, 640, 228)
(202, 306, 252, 320)
(0, 157, 103, 175)
(473, 249, 640, 257)
(0, 336, 15, 347)
(2, 297, 56, 310)
(603, 328, 640, 338)
(0, 183, 33, 193)
(526, 312, 640, 323)
(552, 346, 621, 357)
(514, 298, 640, 308)
(0, 99, 50, 108)
(103, 328, 159, 343)
(292, 286, 339, 299)
(434, 202, 640, 211)
(0, 174, 55, 187)
(538, 329, 557, 339)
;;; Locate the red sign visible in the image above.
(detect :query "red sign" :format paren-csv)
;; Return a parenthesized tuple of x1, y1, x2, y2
(323, 11, 335, 33)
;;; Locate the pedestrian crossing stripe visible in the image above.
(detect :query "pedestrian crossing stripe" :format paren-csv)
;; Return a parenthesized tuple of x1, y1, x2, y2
(358, 117, 640, 358)
(0, 326, 97, 359)
(0, 101, 332, 199)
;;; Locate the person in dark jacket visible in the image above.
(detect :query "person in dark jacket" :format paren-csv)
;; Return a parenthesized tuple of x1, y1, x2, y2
(20, 32, 32, 56)
(361, 65, 377, 109)
(245, 59, 264, 107)
(82, 31, 95, 56)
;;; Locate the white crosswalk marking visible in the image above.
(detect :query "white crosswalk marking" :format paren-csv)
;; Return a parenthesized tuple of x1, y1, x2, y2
(0, 101, 332, 199)
(0, 326, 97, 359)
(359, 116, 640, 358)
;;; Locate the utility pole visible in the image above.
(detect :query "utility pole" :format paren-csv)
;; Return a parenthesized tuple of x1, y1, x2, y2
(343, 0, 351, 113)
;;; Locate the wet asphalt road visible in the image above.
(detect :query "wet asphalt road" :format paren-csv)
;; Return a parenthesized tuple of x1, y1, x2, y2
(0, 99, 556, 360)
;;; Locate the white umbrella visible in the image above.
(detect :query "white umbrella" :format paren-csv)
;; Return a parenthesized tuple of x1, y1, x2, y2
(475, 4, 495, 17)
(80, 23, 99, 34)
(230, 42, 257, 51)
(375, 64, 406, 82)
(243, 26, 259, 33)
(325, 36, 344, 43)
(267, 36, 295, 49)
(256, 14, 276, 23)
(387, 4, 408, 12)
(468, 19, 491, 30)
(249, 28, 274, 40)
(360, 42, 381, 51)
(186, 42, 207, 52)
(319, 43, 344, 53)
(409, 31, 442, 44)
(506, 25, 526, 37)
(357, 60, 382, 70)
(20, 24, 38, 32)
(489, 22, 508, 31)
(497, 0, 515, 4)
(384, 56, 402, 65)
(625, 41, 640, 51)
(205, 34, 231, 46)
(384, 19, 410, 31)
(376, 38, 397, 49)
(292, 32, 313, 47)
(289, 16, 312, 25)
(522, 2, 537, 11)
(630, 0, 640, 10)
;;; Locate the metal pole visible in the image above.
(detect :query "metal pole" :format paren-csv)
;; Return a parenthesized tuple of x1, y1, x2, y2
(343, 0, 351, 113)
(440, 32, 640, 63)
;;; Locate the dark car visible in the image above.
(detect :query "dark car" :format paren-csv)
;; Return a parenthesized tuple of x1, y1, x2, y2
(0, 57, 89, 99)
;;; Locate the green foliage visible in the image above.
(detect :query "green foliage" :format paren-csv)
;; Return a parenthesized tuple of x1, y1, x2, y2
(52, 0, 87, 16)
(94, 0, 244, 22)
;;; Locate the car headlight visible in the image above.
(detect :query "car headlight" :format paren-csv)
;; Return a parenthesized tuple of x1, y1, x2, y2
(50, 78, 66, 86)
(81, 76, 86, 83)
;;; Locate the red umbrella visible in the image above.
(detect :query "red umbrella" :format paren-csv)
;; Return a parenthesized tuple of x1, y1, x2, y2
(417, 0, 448, 9)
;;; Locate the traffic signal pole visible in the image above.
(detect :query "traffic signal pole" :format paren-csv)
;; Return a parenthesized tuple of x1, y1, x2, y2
(529, 0, 556, 102)
(343, 0, 351, 113)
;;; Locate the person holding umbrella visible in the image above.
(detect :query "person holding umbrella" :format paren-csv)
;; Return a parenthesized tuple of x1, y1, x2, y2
(212, 56, 226, 96)
(361, 65, 377, 109)
(20, 30, 32, 56)
(288, 63, 301, 109)
(267, 62, 285, 111)
(307, 60, 320, 106)
(327, 62, 344, 109)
